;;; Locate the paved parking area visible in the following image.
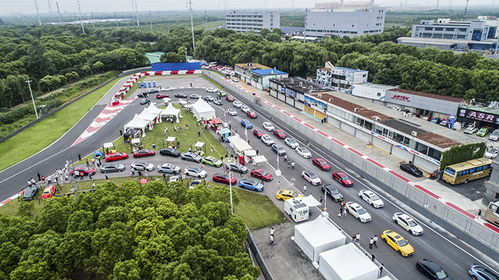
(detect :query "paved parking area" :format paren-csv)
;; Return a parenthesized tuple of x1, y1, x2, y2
(142, 75, 213, 89)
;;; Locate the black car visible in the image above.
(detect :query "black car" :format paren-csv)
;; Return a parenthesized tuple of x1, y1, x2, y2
(225, 162, 249, 174)
(321, 184, 343, 202)
(23, 185, 38, 201)
(180, 152, 202, 163)
(100, 163, 125, 173)
(213, 99, 223, 106)
(147, 88, 159, 94)
(137, 92, 148, 98)
(416, 259, 452, 280)
(159, 148, 181, 157)
(400, 162, 423, 178)
(175, 93, 188, 98)
(140, 98, 150, 105)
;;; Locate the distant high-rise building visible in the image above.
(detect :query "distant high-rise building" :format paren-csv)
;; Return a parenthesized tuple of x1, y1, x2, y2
(225, 10, 280, 33)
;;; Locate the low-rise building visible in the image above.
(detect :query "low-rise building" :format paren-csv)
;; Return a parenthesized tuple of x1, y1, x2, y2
(226, 10, 280, 33)
(234, 63, 288, 90)
(316, 62, 368, 93)
(397, 37, 498, 54)
(411, 18, 496, 41)
(351, 83, 393, 101)
(268, 77, 328, 111)
(457, 103, 499, 131)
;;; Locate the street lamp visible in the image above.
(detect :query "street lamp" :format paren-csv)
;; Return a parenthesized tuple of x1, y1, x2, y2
(228, 170, 234, 215)
(275, 153, 281, 176)
(25, 79, 39, 119)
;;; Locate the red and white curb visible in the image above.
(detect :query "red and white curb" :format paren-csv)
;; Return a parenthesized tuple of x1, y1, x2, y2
(0, 193, 19, 207)
(228, 79, 499, 234)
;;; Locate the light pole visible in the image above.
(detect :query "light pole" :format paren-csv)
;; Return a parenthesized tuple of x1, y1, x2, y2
(244, 126, 248, 141)
(229, 170, 234, 214)
(187, 0, 196, 55)
(26, 79, 39, 119)
(275, 153, 281, 176)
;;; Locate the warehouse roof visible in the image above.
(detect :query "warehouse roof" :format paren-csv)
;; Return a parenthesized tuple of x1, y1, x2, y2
(251, 69, 288, 76)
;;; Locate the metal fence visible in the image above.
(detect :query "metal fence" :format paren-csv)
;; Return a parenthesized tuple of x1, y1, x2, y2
(204, 70, 499, 254)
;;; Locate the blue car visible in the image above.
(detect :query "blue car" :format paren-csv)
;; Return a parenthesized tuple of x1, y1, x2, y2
(239, 178, 264, 192)
(468, 264, 497, 280)
(241, 119, 253, 129)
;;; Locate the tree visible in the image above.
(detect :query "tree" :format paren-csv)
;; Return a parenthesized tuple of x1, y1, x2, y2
(111, 259, 141, 280)
(17, 202, 34, 218)
(160, 52, 186, 63)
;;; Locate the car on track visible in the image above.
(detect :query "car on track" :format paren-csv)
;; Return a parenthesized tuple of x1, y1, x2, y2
(250, 168, 273, 181)
(392, 212, 423, 236)
(273, 129, 286, 139)
(399, 162, 423, 178)
(42, 185, 56, 199)
(225, 162, 249, 174)
(416, 259, 452, 280)
(302, 170, 321, 185)
(227, 108, 237, 116)
(105, 152, 129, 162)
(468, 264, 497, 280)
(175, 93, 188, 98)
(358, 189, 384, 208)
(247, 111, 257, 119)
(312, 157, 331, 171)
(240, 119, 253, 129)
(253, 129, 264, 138)
(332, 171, 353, 187)
(263, 122, 275, 131)
(184, 166, 207, 178)
(233, 100, 243, 108)
(226, 95, 235, 102)
(132, 149, 155, 158)
(213, 99, 223, 106)
(212, 173, 237, 185)
(22, 185, 38, 201)
(189, 94, 201, 99)
(180, 152, 202, 163)
(157, 163, 181, 174)
(477, 127, 489, 137)
(156, 93, 169, 99)
(381, 230, 414, 257)
(201, 156, 223, 167)
(321, 184, 343, 202)
(261, 134, 274, 145)
(147, 88, 159, 94)
(159, 148, 181, 157)
(69, 166, 96, 176)
(345, 202, 371, 223)
(276, 190, 304, 200)
(272, 144, 287, 156)
(131, 161, 155, 171)
(241, 105, 250, 113)
(100, 163, 125, 173)
(206, 87, 218, 93)
(239, 178, 264, 192)
(284, 137, 299, 149)
(140, 98, 151, 105)
(296, 146, 312, 158)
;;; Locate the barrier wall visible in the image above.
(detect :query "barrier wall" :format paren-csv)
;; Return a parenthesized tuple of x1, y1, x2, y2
(151, 62, 202, 71)
(204, 70, 499, 254)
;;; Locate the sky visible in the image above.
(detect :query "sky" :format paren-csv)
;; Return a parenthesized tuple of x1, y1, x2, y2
(3, 0, 497, 15)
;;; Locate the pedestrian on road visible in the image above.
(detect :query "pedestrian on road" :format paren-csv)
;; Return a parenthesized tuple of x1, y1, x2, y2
(269, 234, 274, 245)
(105, 175, 109, 180)
(270, 227, 274, 237)
(119, 130, 123, 136)
(131, 169, 135, 176)
(342, 208, 347, 217)
(379, 264, 384, 277)
(91, 158, 95, 166)
(319, 196, 323, 204)
(373, 235, 378, 248)
(28, 179, 32, 187)
(284, 154, 288, 162)
(478, 209, 482, 217)
(138, 171, 142, 177)
(371, 254, 375, 262)
(78, 154, 82, 161)
(88, 173, 92, 180)
(355, 233, 360, 244)
(303, 185, 307, 195)
(369, 238, 374, 249)
(338, 208, 342, 217)
(256, 149, 259, 155)
(86, 159, 89, 167)
(37, 172, 41, 181)
(291, 161, 295, 169)
(98, 158, 102, 166)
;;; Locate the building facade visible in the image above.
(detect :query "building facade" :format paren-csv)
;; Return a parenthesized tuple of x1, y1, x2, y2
(234, 63, 288, 90)
(351, 83, 393, 101)
(397, 37, 498, 53)
(226, 10, 280, 33)
(268, 77, 328, 112)
(304, 8, 385, 38)
(411, 18, 496, 41)
(316, 62, 368, 93)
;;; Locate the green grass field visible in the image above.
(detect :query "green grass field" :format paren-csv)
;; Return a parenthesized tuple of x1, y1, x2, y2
(0, 80, 117, 171)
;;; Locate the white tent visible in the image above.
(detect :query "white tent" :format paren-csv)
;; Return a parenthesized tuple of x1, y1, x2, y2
(124, 114, 149, 133)
(228, 135, 252, 153)
(161, 103, 180, 123)
(252, 155, 267, 165)
(192, 98, 216, 121)
(294, 213, 346, 264)
(318, 243, 378, 280)
(139, 109, 157, 123)
(146, 103, 163, 116)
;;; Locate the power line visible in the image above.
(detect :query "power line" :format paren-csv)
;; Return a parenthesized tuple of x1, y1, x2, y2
(56, 0, 62, 22)
(33, 0, 42, 25)
(77, 0, 85, 34)
(134, 0, 140, 27)
(188, 0, 196, 56)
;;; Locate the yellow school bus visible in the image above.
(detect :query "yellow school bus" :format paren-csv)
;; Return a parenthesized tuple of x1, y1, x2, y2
(442, 158, 492, 185)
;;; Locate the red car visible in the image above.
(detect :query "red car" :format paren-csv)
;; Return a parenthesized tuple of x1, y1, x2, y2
(247, 111, 257, 119)
(273, 129, 286, 139)
(132, 149, 156, 158)
(226, 96, 235, 102)
(332, 171, 353, 187)
(105, 152, 129, 162)
(250, 169, 273, 182)
(156, 93, 169, 99)
(213, 173, 237, 185)
(42, 185, 56, 199)
(312, 157, 331, 171)
(253, 128, 264, 138)
(69, 166, 96, 176)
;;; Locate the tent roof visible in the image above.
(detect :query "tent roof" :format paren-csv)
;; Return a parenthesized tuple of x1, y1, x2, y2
(319, 243, 378, 279)
(124, 114, 149, 130)
(228, 135, 252, 152)
(139, 110, 157, 122)
(192, 98, 215, 113)
(295, 215, 345, 248)
(301, 195, 321, 207)
(252, 155, 267, 164)
(146, 103, 163, 115)
(162, 103, 180, 116)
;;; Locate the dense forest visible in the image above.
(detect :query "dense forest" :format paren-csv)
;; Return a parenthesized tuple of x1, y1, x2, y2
(1, 181, 258, 280)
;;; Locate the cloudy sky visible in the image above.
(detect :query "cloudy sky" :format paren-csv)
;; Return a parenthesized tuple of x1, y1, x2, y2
(3, 0, 496, 15)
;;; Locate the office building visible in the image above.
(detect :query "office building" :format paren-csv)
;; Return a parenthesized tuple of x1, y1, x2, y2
(234, 63, 288, 90)
(478, 16, 499, 37)
(411, 18, 496, 41)
(226, 10, 280, 33)
(316, 62, 368, 93)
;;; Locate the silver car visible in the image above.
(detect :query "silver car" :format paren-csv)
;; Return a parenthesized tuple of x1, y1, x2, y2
(157, 163, 181, 174)
(131, 161, 155, 171)
(489, 129, 499, 141)
(184, 166, 207, 178)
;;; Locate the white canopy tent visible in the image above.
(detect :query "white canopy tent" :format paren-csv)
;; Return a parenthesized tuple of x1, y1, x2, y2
(301, 195, 321, 207)
(318, 243, 378, 280)
(146, 103, 163, 116)
(124, 114, 149, 136)
(139, 110, 157, 123)
(228, 135, 252, 153)
(192, 98, 216, 121)
(161, 103, 180, 123)
(252, 155, 267, 165)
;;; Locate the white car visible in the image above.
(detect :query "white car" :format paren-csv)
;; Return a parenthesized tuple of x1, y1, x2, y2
(232, 77, 239, 83)
(241, 105, 250, 113)
(296, 146, 312, 158)
(163, 97, 172, 105)
(392, 212, 423, 236)
(261, 134, 275, 146)
(489, 129, 499, 141)
(302, 170, 321, 186)
(358, 189, 384, 208)
(169, 176, 180, 182)
(233, 101, 242, 108)
(161, 87, 173, 92)
(227, 108, 237, 116)
(263, 122, 275, 131)
(206, 87, 218, 93)
(485, 148, 498, 159)
(464, 124, 478, 134)
(131, 161, 155, 171)
(346, 202, 371, 223)
(184, 166, 207, 178)
(284, 137, 299, 149)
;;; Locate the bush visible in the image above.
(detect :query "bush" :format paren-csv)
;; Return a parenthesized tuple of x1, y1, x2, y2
(439, 142, 487, 170)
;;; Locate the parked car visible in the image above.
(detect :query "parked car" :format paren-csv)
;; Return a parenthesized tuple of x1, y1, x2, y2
(100, 163, 125, 173)
(345, 202, 371, 223)
(240, 119, 253, 129)
(227, 108, 237, 116)
(174, 93, 188, 98)
(381, 230, 414, 257)
(272, 144, 286, 156)
(159, 148, 180, 157)
(312, 157, 331, 171)
(468, 264, 497, 280)
(206, 87, 218, 93)
(226, 95, 235, 102)
(261, 134, 274, 146)
(161, 87, 173, 92)
(132, 149, 155, 158)
(400, 162, 423, 178)
(213, 99, 223, 106)
(156, 93, 169, 99)
(273, 129, 286, 139)
(284, 137, 299, 149)
(140, 98, 151, 105)
(212, 173, 237, 185)
(489, 129, 499, 141)
(296, 146, 312, 158)
(41, 185, 56, 199)
(23, 185, 38, 201)
(131, 161, 155, 171)
(332, 171, 353, 187)
(477, 127, 490, 137)
(247, 111, 257, 119)
(253, 129, 264, 138)
(302, 170, 321, 185)
(218, 91, 228, 97)
(241, 105, 250, 113)
(203, 95, 215, 102)
(105, 152, 129, 162)
(225, 162, 249, 174)
(184, 166, 207, 178)
(157, 163, 181, 174)
(276, 190, 303, 200)
(416, 259, 452, 280)
(69, 166, 96, 176)
(485, 148, 498, 159)
(201, 156, 223, 167)
(189, 94, 201, 99)
(263, 122, 275, 131)
(180, 152, 202, 163)
(464, 124, 478, 134)
(358, 189, 384, 208)
(321, 184, 343, 202)
(233, 100, 242, 108)
(239, 178, 264, 192)
(250, 168, 273, 181)
(392, 212, 424, 236)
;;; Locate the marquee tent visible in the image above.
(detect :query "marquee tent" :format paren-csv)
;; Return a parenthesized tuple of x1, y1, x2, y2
(161, 103, 180, 123)
(227, 135, 252, 153)
(192, 98, 216, 121)
(146, 103, 163, 116)
(124, 114, 149, 134)
(139, 110, 157, 123)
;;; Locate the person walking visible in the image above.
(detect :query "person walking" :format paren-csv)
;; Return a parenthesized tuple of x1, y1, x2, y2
(284, 154, 288, 162)
(291, 161, 295, 169)
(270, 227, 274, 237)
(369, 237, 374, 249)
(88, 172, 92, 180)
(379, 264, 384, 277)
(86, 159, 89, 167)
(373, 235, 378, 248)
(342, 207, 347, 217)
(105, 175, 109, 180)
(198, 130, 201, 137)
(37, 172, 41, 182)
(131, 169, 135, 176)
(371, 254, 376, 262)
(91, 158, 95, 166)
(477, 209, 482, 217)
(269, 234, 274, 245)
(355, 233, 360, 244)
(78, 154, 82, 161)
(338, 207, 343, 217)
(303, 185, 307, 195)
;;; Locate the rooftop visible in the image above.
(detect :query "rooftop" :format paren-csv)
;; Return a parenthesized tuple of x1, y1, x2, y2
(460, 102, 499, 115)
(398, 37, 497, 46)
(388, 88, 464, 103)
(235, 63, 271, 71)
(251, 69, 288, 76)
(354, 82, 395, 91)
(270, 77, 328, 94)
(318, 66, 366, 72)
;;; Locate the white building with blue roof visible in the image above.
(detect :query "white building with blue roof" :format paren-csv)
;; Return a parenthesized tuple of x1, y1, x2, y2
(234, 63, 288, 90)
(316, 61, 368, 93)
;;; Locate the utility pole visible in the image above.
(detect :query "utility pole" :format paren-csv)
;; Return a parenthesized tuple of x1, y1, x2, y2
(436, 0, 440, 8)
(462, 0, 470, 20)
(26, 79, 39, 119)
(56, 0, 62, 22)
(47, 0, 53, 14)
(34, 0, 42, 25)
(188, 0, 196, 55)
(77, 0, 85, 34)
(229, 171, 234, 214)
(134, 0, 140, 27)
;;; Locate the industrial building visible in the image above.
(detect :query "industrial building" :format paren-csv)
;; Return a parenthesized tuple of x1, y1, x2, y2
(268, 77, 328, 111)
(315, 62, 368, 93)
(411, 18, 496, 41)
(234, 63, 288, 90)
(225, 10, 280, 33)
